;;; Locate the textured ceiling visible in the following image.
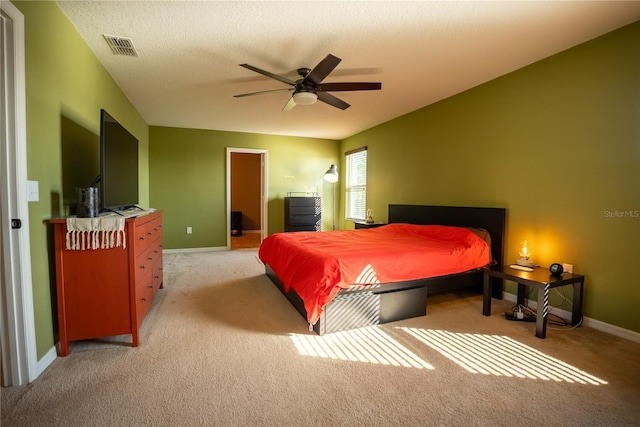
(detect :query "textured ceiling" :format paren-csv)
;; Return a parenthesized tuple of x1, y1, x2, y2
(56, 1, 639, 140)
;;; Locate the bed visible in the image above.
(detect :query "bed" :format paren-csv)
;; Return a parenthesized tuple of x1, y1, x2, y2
(260, 204, 506, 335)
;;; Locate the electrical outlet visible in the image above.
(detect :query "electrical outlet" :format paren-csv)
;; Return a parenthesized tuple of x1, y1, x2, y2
(186, 226, 192, 234)
(563, 263, 573, 273)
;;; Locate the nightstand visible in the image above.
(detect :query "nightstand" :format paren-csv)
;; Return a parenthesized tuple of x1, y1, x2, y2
(482, 265, 585, 338)
(353, 221, 386, 229)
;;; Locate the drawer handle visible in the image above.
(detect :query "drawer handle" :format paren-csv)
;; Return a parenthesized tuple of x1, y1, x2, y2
(139, 236, 145, 241)
(141, 298, 146, 302)
(148, 256, 153, 261)
(140, 265, 146, 269)
(147, 232, 153, 236)
(149, 285, 153, 289)
(154, 275, 159, 279)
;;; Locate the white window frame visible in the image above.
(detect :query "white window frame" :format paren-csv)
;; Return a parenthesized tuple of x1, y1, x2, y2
(344, 147, 367, 221)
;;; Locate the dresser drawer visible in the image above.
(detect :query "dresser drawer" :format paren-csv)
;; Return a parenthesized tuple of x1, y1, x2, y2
(288, 206, 321, 216)
(152, 255, 163, 291)
(286, 197, 321, 208)
(134, 216, 162, 253)
(135, 241, 162, 283)
(287, 225, 321, 232)
(135, 278, 154, 327)
(135, 247, 153, 285)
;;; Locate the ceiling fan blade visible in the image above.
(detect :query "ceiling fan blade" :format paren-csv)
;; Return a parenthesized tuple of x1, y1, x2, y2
(239, 64, 296, 86)
(317, 82, 382, 92)
(282, 97, 296, 112)
(303, 54, 342, 86)
(234, 88, 293, 98)
(317, 92, 350, 110)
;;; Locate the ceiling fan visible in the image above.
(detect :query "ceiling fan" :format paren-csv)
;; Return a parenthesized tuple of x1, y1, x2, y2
(233, 54, 381, 111)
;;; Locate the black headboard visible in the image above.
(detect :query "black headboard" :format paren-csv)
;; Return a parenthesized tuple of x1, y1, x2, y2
(388, 204, 506, 266)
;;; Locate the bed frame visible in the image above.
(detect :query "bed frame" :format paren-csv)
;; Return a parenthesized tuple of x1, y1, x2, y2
(265, 204, 506, 335)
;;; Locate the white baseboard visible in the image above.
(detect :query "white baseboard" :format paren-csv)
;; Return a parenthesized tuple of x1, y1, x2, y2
(581, 317, 640, 343)
(503, 292, 640, 344)
(36, 346, 57, 378)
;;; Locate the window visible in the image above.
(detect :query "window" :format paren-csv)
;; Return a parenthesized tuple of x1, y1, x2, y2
(345, 147, 367, 221)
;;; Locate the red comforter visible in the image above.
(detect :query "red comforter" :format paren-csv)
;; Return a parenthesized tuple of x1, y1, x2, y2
(258, 224, 490, 325)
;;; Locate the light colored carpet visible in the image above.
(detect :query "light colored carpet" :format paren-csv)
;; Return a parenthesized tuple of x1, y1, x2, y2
(2, 250, 639, 426)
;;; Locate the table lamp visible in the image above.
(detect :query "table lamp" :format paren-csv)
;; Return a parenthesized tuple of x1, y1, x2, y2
(516, 240, 535, 267)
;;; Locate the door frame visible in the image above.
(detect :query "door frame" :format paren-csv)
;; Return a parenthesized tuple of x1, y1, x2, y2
(1, 1, 39, 386)
(226, 148, 268, 248)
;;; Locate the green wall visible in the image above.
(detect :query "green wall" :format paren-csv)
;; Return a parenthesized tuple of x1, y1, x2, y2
(13, 1, 149, 359)
(149, 127, 339, 249)
(342, 22, 640, 332)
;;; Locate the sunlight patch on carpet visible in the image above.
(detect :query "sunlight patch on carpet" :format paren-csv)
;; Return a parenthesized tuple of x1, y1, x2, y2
(399, 327, 607, 385)
(290, 326, 434, 369)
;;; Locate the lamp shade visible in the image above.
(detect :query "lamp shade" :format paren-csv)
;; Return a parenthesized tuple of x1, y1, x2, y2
(516, 240, 535, 267)
(324, 164, 338, 183)
(292, 91, 317, 105)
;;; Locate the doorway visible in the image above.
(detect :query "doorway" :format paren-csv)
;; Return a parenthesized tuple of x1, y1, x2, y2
(226, 148, 268, 250)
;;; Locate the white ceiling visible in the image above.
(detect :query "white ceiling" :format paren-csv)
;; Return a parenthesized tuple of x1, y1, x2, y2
(56, 1, 639, 140)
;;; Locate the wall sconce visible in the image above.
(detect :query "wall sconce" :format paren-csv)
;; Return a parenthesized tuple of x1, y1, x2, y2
(516, 240, 535, 267)
(323, 164, 338, 230)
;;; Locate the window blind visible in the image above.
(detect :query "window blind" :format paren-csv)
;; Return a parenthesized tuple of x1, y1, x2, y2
(345, 148, 367, 221)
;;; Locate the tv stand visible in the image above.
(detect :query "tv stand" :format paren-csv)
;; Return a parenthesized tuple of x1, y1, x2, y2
(50, 211, 163, 356)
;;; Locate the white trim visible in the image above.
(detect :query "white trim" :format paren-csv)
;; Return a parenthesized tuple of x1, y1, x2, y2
(226, 148, 268, 248)
(0, 1, 41, 386)
(581, 317, 640, 344)
(35, 346, 57, 377)
(503, 293, 640, 344)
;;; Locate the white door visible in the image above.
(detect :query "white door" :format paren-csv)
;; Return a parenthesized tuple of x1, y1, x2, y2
(1, 1, 39, 386)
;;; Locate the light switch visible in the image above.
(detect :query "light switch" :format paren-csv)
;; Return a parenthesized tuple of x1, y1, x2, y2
(27, 180, 39, 202)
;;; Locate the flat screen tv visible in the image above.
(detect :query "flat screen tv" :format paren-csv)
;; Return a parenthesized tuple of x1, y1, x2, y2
(99, 109, 139, 212)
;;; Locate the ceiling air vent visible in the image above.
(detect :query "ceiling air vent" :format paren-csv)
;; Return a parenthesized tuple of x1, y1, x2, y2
(103, 35, 139, 57)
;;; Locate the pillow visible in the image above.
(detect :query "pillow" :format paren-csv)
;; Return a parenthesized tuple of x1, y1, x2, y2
(467, 227, 494, 265)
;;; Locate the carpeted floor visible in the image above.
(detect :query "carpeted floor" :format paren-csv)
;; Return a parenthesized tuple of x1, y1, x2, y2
(2, 250, 639, 426)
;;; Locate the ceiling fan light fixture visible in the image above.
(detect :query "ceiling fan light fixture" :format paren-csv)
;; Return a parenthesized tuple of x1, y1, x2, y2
(292, 91, 317, 106)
